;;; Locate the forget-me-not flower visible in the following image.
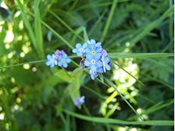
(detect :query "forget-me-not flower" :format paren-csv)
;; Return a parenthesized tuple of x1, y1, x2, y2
(87, 39, 101, 48)
(89, 66, 104, 80)
(85, 42, 102, 59)
(101, 49, 107, 57)
(45, 54, 57, 68)
(55, 49, 65, 59)
(73, 96, 85, 106)
(102, 56, 111, 72)
(58, 53, 71, 68)
(85, 55, 102, 69)
(72, 43, 87, 57)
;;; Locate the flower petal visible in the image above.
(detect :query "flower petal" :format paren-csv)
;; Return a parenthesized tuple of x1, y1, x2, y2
(45, 61, 50, 66)
(58, 62, 62, 67)
(66, 58, 71, 63)
(63, 63, 68, 68)
(86, 54, 93, 59)
(47, 55, 51, 60)
(106, 64, 111, 71)
(77, 52, 83, 57)
(72, 49, 78, 53)
(105, 57, 110, 63)
(96, 47, 102, 52)
(90, 39, 96, 44)
(97, 67, 104, 73)
(50, 63, 54, 68)
(76, 43, 81, 49)
(54, 60, 58, 65)
(83, 43, 87, 48)
(96, 61, 102, 68)
(85, 60, 90, 67)
(95, 53, 101, 60)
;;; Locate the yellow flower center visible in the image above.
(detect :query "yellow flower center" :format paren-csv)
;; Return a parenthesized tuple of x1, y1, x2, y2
(62, 59, 65, 62)
(91, 51, 96, 55)
(50, 59, 54, 63)
(103, 62, 106, 66)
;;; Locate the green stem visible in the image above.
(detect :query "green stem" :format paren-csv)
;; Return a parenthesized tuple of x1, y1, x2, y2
(0, 60, 46, 70)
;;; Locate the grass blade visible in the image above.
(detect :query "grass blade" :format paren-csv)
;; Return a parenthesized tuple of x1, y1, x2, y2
(114, 62, 145, 86)
(34, 0, 44, 58)
(64, 109, 174, 126)
(129, 100, 174, 120)
(108, 53, 174, 59)
(88, 9, 107, 36)
(41, 21, 74, 49)
(129, 6, 174, 48)
(49, 10, 83, 40)
(100, 0, 118, 43)
(15, 0, 38, 54)
(0, 60, 45, 70)
(105, 78, 142, 120)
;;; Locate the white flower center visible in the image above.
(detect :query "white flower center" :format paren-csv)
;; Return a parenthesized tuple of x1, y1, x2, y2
(92, 71, 96, 74)
(79, 48, 84, 52)
(91, 59, 96, 64)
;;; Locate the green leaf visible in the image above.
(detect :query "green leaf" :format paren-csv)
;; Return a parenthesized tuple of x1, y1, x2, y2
(55, 69, 71, 83)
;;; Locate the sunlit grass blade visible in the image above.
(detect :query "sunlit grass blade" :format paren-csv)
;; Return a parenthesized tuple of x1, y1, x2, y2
(64, 109, 174, 126)
(129, 6, 174, 48)
(15, 0, 38, 54)
(0, 60, 45, 70)
(28, 11, 74, 49)
(34, 0, 44, 58)
(100, 0, 118, 43)
(108, 53, 174, 59)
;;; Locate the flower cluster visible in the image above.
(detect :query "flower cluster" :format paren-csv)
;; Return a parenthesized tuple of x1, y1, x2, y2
(46, 49, 71, 68)
(72, 39, 111, 80)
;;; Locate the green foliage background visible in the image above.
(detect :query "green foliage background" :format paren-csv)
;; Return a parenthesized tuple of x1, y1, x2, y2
(0, 0, 174, 131)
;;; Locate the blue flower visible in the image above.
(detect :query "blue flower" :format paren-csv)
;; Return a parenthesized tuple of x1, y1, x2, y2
(101, 49, 107, 57)
(89, 66, 102, 80)
(55, 49, 65, 59)
(85, 41, 102, 59)
(85, 55, 102, 68)
(73, 96, 85, 106)
(72, 43, 87, 57)
(87, 39, 102, 48)
(102, 56, 111, 72)
(58, 53, 71, 68)
(45, 54, 57, 68)
(89, 66, 98, 80)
